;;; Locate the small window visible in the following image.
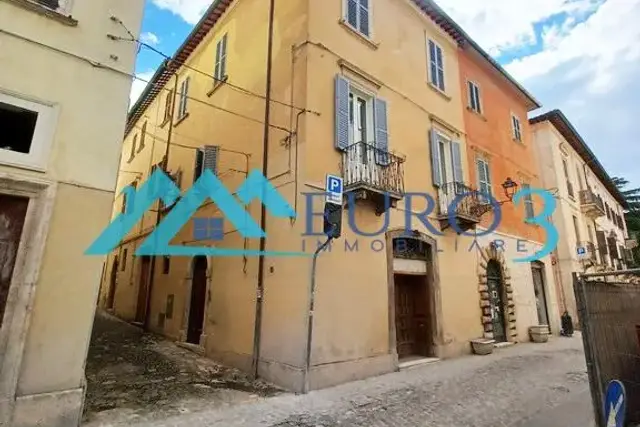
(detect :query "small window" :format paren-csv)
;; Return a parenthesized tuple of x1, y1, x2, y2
(128, 134, 137, 162)
(163, 89, 174, 124)
(138, 121, 147, 152)
(345, 0, 370, 37)
(468, 81, 482, 114)
(162, 256, 171, 274)
(562, 159, 574, 198)
(193, 148, 205, 183)
(121, 248, 128, 271)
(511, 114, 522, 142)
(573, 215, 581, 243)
(178, 77, 190, 120)
(1, 101, 38, 155)
(428, 40, 445, 92)
(214, 34, 228, 82)
(522, 183, 535, 219)
(476, 157, 492, 200)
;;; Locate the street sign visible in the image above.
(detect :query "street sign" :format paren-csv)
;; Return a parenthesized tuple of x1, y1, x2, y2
(604, 380, 626, 427)
(325, 175, 343, 205)
(577, 246, 586, 256)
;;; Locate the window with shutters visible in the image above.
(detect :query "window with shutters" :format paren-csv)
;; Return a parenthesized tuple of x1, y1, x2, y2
(428, 40, 445, 92)
(193, 145, 220, 182)
(511, 114, 522, 142)
(138, 121, 147, 152)
(476, 157, 492, 201)
(214, 34, 228, 83)
(468, 81, 482, 114)
(177, 77, 190, 121)
(562, 159, 574, 198)
(573, 215, 581, 244)
(344, 0, 371, 37)
(121, 248, 128, 271)
(521, 182, 535, 219)
(128, 134, 137, 163)
(430, 130, 463, 188)
(162, 89, 174, 126)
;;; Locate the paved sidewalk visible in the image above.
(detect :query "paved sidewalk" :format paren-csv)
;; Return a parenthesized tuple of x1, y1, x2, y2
(105, 335, 592, 427)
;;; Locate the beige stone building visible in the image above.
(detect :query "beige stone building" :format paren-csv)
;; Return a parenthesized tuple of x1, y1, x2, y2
(0, 0, 143, 425)
(531, 110, 630, 323)
(99, 0, 560, 393)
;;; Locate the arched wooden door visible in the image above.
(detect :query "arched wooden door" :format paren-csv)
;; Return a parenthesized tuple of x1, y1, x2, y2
(187, 256, 208, 345)
(487, 260, 506, 342)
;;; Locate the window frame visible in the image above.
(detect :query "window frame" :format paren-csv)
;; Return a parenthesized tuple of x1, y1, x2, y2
(511, 113, 523, 142)
(162, 89, 174, 126)
(128, 134, 138, 163)
(177, 77, 190, 121)
(476, 156, 492, 199)
(428, 39, 446, 92)
(344, 0, 372, 38)
(138, 121, 147, 153)
(467, 80, 482, 114)
(0, 90, 58, 172)
(214, 33, 229, 83)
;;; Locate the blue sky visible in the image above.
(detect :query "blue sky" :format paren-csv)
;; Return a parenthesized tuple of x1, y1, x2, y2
(130, 0, 640, 190)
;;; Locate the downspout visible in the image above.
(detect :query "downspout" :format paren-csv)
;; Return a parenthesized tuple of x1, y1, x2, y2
(251, 0, 276, 379)
(143, 72, 179, 331)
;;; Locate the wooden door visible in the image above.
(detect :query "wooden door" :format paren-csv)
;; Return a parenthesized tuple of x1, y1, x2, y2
(395, 274, 431, 358)
(187, 256, 207, 345)
(0, 195, 29, 329)
(531, 262, 549, 326)
(135, 256, 151, 323)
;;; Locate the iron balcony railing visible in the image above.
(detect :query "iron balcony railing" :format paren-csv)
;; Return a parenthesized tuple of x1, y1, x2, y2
(342, 142, 405, 197)
(580, 190, 605, 212)
(436, 181, 484, 220)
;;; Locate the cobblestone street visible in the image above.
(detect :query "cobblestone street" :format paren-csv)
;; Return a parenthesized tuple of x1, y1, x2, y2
(108, 334, 592, 427)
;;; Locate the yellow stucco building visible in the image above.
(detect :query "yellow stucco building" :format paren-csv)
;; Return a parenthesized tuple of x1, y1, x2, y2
(0, 0, 143, 425)
(100, 0, 562, 392)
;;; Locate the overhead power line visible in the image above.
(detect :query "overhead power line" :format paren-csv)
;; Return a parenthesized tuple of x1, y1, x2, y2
(109, 17, 320, 115)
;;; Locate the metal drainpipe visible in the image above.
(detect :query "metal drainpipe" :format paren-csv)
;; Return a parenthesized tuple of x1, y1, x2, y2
(251, 0, 276, 379)
(302, 236, 334, 393)
(143, 72, 179, 331)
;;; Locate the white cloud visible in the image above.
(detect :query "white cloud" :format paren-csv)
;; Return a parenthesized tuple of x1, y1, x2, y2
(129, 70, 156, 108)
(438, 0, 603, 55)
(140, 32, 160, 46)
(441, 0, 640, 186)
(151, 0, 212, 25)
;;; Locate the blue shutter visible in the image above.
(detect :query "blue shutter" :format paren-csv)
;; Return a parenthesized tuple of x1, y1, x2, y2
(335, 75, 350, 151)
(451, 140, 463, 184)
(429, 129, 442, 187)
(374, 97, 389, 165)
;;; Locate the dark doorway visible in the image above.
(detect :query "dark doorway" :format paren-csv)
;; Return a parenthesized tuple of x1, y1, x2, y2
(394, 274, 432, 359)
(0, 195, 29, 329)
(106, 256, 119, 310)
(487, 260, 507, 342)
(187, 256, 208, 345)
(134, 256, 152, 324)
(531, 261, 550, 326)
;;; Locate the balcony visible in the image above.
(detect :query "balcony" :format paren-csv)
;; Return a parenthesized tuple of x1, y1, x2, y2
(579, 190, 605, 219)
(342, 142, 405, 215)
(436, 182, 485, 232)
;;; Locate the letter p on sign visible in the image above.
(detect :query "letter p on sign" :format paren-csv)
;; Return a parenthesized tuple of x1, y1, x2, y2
(326, 175, 343, 205)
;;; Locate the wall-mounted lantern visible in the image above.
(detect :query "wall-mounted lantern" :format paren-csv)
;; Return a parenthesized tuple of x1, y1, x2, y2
(501, 177, 519, 204)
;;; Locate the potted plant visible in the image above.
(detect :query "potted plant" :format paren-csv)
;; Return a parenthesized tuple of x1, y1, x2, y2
(529, 325, 550, 343)
(471, 338, 495, 355)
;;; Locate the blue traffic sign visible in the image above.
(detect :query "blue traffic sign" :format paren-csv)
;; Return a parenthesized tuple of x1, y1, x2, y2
(604, 380, 626, 427)
(325, 175, 343, 205)
(577, 246, 586, 256)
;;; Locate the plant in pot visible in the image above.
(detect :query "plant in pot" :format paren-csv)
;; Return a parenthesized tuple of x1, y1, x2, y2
(529, 325, 550, 343)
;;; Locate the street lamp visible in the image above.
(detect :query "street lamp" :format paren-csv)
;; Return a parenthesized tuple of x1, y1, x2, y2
(502, 177, 519, 203)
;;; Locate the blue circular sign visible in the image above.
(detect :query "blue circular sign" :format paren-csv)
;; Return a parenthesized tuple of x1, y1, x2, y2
(604, 380, 626, 427)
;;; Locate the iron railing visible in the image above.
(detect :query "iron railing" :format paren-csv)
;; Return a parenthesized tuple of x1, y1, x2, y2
(580, 190, 605, 216)
(574, 269, 640, 427)
(437, 181, 484, 220)
(342, 142, 405, 197)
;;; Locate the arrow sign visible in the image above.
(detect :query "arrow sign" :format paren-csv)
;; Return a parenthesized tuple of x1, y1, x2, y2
(604, 380, 626, 427)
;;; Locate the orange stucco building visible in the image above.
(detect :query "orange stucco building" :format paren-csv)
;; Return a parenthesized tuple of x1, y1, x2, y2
(458, 45, 560, 336)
